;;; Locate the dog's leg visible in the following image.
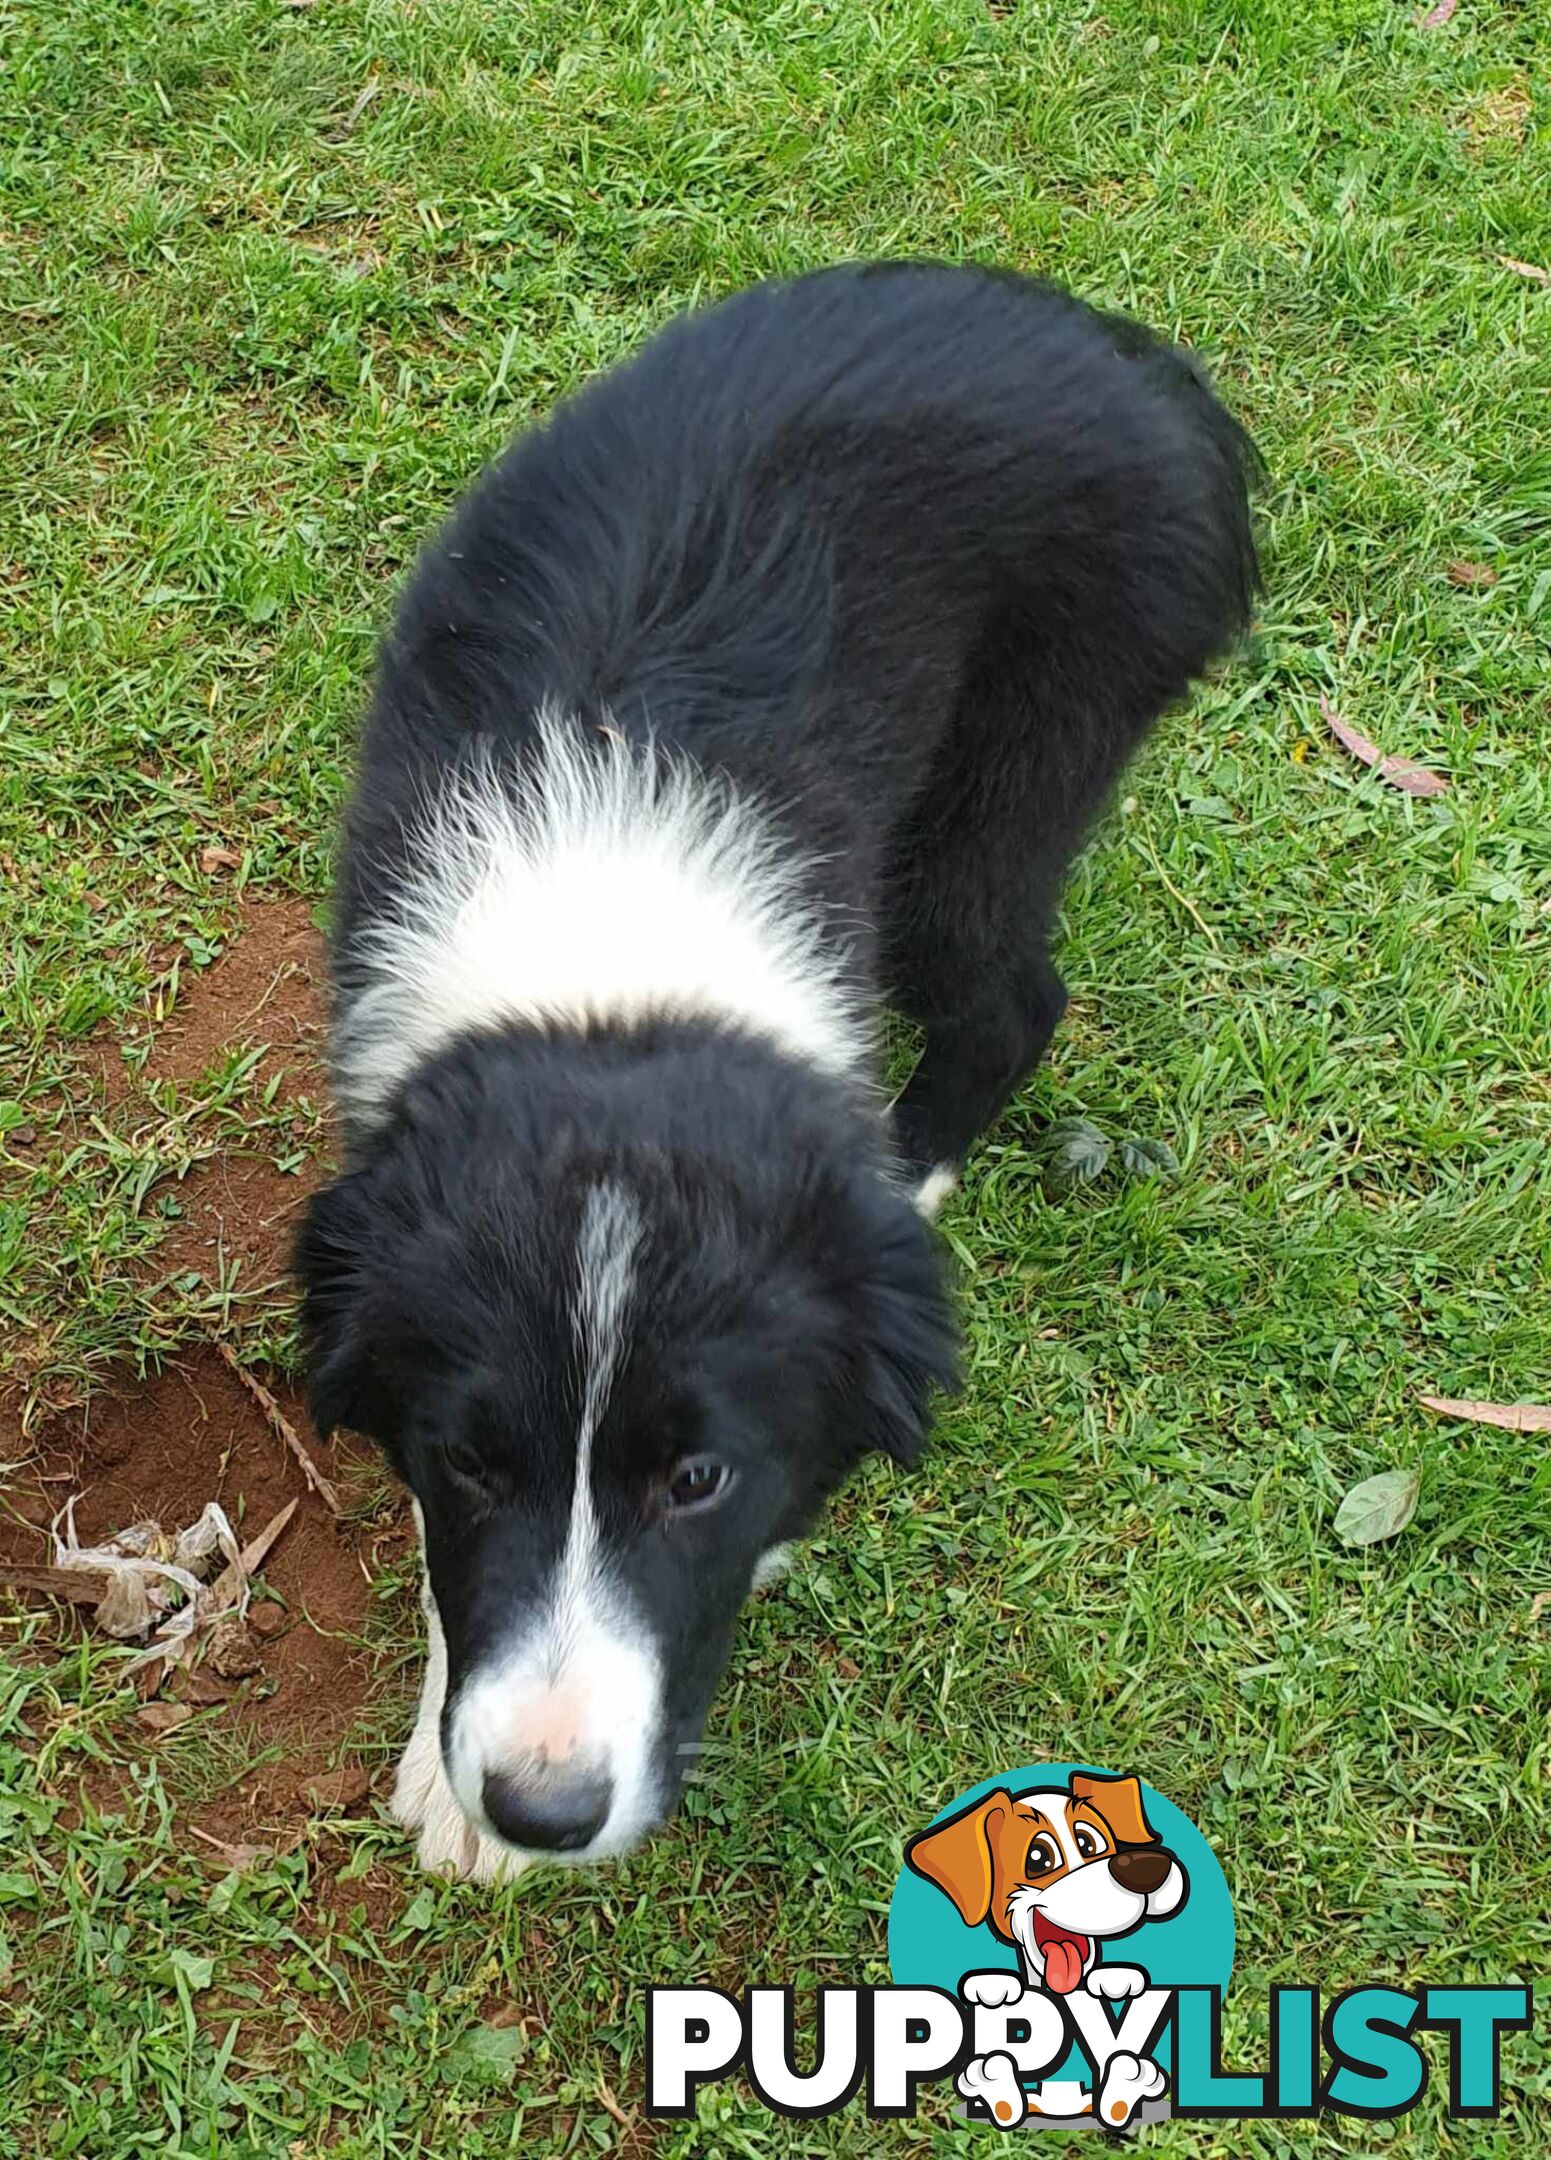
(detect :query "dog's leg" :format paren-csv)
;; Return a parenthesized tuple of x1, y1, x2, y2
(391, 1514, 528, 1884)
(891, 948, 1068, 1177)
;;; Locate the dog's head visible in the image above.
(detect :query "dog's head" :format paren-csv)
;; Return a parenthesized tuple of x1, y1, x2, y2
(296, 1025, 956, 1863)
(905, 1774, 1187, 1993)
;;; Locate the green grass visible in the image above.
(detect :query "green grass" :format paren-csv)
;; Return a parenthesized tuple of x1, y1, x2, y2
(3, 0, 1550, 2150)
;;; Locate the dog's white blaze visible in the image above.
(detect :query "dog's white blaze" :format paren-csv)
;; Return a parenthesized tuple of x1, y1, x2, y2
(333, 707, 872, 1136)
(445, 1181, 665, 1859)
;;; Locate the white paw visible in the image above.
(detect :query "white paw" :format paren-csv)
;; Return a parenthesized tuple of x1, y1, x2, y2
(410, 1765, 529, 1884)
(957, 2051, 1026, 2127)
(1086, 1962, 1147, 2001)
(1096, 2051, 1167, 2129)
(752, 1542, 796, 1590)
(962, 1968, 1026, 2009)
(913, 1164, 958, 1218)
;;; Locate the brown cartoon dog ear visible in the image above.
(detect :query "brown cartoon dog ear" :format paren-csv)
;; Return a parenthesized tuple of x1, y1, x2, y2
(1072, 1772, 1158, 1847)
(904, 1791, 1010, 1927)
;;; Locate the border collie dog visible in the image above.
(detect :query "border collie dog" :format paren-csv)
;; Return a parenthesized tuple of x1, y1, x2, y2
(297, 263, 1258, 1878)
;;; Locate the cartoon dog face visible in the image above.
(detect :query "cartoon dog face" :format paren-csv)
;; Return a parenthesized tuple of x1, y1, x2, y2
(905, 1773, 1187, 1995)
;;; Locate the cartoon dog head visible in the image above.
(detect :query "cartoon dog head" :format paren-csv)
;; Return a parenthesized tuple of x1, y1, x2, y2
(904, 1773, 1187, 1995)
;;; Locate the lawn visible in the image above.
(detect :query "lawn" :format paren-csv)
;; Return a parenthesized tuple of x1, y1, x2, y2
(2, 0, 1549, 2151)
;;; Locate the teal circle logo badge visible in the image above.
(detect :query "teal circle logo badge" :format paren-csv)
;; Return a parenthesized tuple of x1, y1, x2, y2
(888, 1764, 1233, 2129)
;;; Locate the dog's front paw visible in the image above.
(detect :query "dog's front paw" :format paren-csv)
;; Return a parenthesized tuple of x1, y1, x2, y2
(389, 1711, 444, 1836)
(961, 1968, 1026, 2010)
(1086, 1963, 1147, 2001)
(957, 2051, 1027, 2127)
(1095, 2051, 1166, 2129)
(407, 1765, 529, 1884)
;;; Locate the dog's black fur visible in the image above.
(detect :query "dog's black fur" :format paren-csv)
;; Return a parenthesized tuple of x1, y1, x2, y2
(298, 263, 1259, 1861)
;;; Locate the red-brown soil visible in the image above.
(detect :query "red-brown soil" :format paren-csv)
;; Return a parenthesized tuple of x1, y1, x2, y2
(3, 896, 416, 1845)
(0, 1350, 412, 1842)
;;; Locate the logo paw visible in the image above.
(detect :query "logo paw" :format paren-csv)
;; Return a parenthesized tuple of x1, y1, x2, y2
(958, 2051, 1028, 2128)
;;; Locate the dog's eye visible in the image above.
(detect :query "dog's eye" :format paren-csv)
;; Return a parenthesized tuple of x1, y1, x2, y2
(1074, 1823, 1108, 1859)
(1027, 1833, 1061, 1874)
(442, 1440, 489, 1490)
(665, 1458, 732, 1513)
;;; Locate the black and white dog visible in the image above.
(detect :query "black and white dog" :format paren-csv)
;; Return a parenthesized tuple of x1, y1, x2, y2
(296, 263, 1258, 1878)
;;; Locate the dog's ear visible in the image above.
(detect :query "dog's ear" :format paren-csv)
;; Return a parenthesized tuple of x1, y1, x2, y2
(904, 1791, 1010, 1927)
(293, 1172, 380, 1440)
(842, 1171, 959, 1465)
(1071, 1772, 1158, 1848)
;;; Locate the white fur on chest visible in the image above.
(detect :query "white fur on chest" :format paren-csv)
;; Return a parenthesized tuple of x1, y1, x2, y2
(334, 709, 872, 1132)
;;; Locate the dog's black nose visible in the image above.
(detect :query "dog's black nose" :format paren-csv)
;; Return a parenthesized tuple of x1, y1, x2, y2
(1109, 1847, 1172, 1894)
(482, 1769, 612, 1853)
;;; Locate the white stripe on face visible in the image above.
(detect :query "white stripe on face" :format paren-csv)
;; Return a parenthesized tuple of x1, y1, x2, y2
(445, 1180, 666, 1859)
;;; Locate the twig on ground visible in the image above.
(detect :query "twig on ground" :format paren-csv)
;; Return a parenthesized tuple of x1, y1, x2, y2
(214, 1341, 344, 1516)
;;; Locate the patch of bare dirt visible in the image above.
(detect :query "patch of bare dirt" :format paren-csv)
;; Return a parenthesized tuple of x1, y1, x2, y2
(0, 1349, 411, 1842)
(90, 894, 328, 1110)
(161, 1149, 312, 1295)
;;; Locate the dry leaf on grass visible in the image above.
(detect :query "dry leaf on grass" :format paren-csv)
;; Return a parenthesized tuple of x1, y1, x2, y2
(1498, 256, 1549, 284)
(1447, 561, 1497, 587)
(136, 1702, 195, 1735)
(1419, 0, 1457, 25)
(1529, 1591, 1550, 1625)
(199, 843, 242, 874)
(1419, 1395, 1551, 1433)
(1320, 695, 1449, 798)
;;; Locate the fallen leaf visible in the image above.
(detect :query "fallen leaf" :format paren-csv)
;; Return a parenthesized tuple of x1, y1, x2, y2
(199, 1498, 299, 1619)
(1419, 1395, 1551, 1433)
(7, 1124, 35, 1147)
(1498, 256, 1549, 284)
(1335, 1468, 1420, 1547)
(1419, 0, 1457, 24)
(1446, 560, 1497, 587)
(305, 1764, 373, 1812)
(1319, 696, 1448, 798)
(136, 1702, 196, 1734)
(1529, 1591, 1550, 1625)
(199, 843, 242, 874)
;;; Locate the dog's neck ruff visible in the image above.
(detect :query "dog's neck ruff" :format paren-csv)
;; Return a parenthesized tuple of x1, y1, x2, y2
(333, 707, 873, 1135)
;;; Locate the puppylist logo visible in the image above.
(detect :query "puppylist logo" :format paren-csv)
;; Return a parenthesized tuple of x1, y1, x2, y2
(647, 1764, 1532, 2128)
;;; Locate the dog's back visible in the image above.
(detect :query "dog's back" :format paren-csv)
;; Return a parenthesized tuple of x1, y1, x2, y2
(343, 264, 1256, 945)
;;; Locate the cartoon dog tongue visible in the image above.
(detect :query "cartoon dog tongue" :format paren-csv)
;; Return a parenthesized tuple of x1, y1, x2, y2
(1032, 1914, 1091, 1994)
